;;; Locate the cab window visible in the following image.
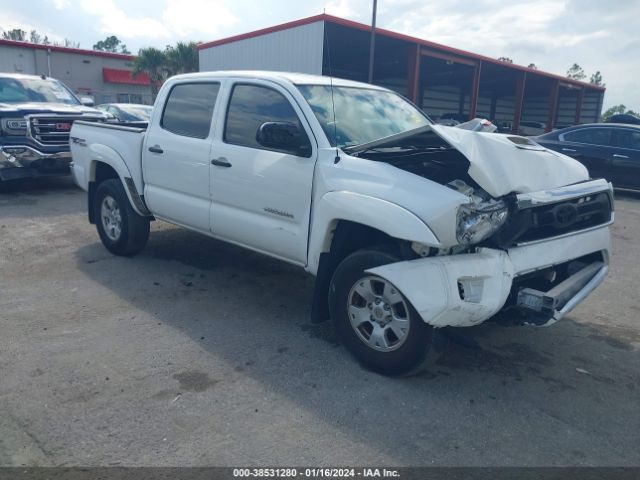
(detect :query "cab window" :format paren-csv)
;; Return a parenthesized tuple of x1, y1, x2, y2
(161, 83, 220, 139)
(224, 84, 311, 156)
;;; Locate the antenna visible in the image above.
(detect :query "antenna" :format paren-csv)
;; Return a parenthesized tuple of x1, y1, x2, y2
(323, 11, 340, 164)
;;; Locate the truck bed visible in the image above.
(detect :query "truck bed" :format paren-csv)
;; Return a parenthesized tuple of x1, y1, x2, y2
(70, 120, 147, 194)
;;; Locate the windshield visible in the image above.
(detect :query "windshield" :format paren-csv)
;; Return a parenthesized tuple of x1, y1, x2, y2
(0, 77, 80, 105)
(297, 85, 431, 148)
(118, 105, 152, 121)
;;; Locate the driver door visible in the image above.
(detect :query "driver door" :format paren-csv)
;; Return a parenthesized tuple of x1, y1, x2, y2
(209, 81, 317, 265)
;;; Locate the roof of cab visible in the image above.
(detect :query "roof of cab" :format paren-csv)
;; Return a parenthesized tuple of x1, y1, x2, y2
(166, 70, 388, 91)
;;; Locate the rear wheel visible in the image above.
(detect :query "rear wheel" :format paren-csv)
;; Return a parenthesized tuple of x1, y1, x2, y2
(95, 179, 149, 256)
(329, 246, 434, 376)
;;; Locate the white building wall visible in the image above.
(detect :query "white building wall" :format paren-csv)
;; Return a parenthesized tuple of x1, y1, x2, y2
(0, 44, 153, 104)
(199, 21, 324, 74)
(0, 45, 37, 74)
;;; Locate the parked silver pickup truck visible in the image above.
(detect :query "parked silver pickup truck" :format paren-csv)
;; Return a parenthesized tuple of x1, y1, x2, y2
(70, 71, 613, 375)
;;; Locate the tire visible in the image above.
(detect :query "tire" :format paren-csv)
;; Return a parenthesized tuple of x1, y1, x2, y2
(95, 178, 149, 256)
(329, 246, 434, 376)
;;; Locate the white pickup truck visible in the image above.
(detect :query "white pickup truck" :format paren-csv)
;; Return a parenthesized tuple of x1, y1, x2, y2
(70, 71, 613, 375)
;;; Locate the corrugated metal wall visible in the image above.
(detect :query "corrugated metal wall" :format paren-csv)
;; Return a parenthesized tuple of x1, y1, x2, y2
(199, 22, 325, 74)
(581, 90, 603, 123)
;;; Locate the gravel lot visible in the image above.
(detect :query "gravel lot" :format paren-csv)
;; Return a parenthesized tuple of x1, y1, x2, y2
(1, 177, 639, 467)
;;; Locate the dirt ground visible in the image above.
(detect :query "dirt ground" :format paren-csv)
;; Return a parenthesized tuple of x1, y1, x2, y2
(1, 177, 639, 467)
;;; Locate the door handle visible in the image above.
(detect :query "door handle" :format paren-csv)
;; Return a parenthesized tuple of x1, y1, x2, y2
(613, 154, 629, 159)
(561, 148, 577, 153)
(211, 157, 232, 167)
(148, 145, 163, 154)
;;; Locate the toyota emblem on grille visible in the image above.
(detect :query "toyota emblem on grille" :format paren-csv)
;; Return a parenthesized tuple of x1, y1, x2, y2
(56, 122, 72, 130)
(552, 203, 578, 227)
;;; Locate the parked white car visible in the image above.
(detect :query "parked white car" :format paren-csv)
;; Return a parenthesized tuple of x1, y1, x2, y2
(70, 71, 613, 375)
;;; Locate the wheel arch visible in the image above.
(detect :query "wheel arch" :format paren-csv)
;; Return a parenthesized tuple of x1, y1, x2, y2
(86, 147, 149, 223)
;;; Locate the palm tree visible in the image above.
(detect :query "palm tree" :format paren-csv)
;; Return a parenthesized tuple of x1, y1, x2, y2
(165, 42, 199, 75)
(133, 47, 167, 95)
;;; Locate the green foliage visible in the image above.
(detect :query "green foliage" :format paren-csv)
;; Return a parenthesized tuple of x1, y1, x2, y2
(566, 63, 586, 80)
(93, 35, 131, 54)
(2, 28, 27, 41)
(601, 105, 639, 122)
(133, 47, 168, 94)
(590, 71, 605, 87)
(165, 42, 199, 74)
(1, 27, 77, 47)
(132, 42, 200, 94)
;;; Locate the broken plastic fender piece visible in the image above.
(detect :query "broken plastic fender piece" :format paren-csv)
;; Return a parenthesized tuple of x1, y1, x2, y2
(365, 250, 514, 328)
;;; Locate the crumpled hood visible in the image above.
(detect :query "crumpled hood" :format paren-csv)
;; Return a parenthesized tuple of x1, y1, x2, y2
(0, 102, 103, 116)
(431, 125, 589, 197)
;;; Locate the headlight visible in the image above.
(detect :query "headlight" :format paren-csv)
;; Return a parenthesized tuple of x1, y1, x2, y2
(1, 117, 28, 135)
(456, 199, 508, 245)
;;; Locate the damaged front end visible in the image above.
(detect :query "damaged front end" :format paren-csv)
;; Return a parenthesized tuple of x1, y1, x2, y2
(347, 126, 613, 329)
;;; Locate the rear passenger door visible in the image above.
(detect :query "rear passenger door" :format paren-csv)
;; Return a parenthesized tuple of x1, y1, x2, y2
(559, 127, 613, 180)
(209, 80, 316, 265)
(143, 82, 220, 232)
(610, 128, 640, 189)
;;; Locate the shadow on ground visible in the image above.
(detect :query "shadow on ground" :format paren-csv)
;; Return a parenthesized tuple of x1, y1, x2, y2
(72, 222, 640, 465)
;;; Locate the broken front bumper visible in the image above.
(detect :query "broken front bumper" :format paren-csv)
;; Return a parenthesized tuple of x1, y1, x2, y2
(0, 145, 71, 180)
(366, 225, 610, 328)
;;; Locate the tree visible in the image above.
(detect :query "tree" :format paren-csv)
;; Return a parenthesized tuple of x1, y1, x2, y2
(601, 105, 639, 122)
(498, 57, 513, 63)
(566, 63, 586, 80)
(93, 35, 130, 54)
(165, 41, 199, 75)
(61, 38, 80, 48)
(2, 28, 27, 41)
(527, 63, 538, 70)
(29, 30, 41, 44)
(133, 47, 167, 94)
(590, 71, 605, 87)
(2, 27, 79, 47)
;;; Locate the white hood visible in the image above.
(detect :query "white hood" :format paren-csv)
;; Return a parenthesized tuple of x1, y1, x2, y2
(431, 125, 589, 197)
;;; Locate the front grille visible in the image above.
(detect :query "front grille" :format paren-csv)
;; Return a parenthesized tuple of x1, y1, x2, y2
(29, 116, 101, 146)
(492, 192, 612, 247)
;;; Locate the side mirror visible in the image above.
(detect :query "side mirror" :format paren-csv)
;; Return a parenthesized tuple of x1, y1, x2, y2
(256, 122, 311, 157)
(80, 96, 95, 107)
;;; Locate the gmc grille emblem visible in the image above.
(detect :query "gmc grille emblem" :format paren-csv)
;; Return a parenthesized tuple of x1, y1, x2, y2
(56, 123, 72, 130)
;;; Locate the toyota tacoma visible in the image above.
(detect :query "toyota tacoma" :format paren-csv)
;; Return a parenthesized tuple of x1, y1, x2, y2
(70, 71, 613, 375)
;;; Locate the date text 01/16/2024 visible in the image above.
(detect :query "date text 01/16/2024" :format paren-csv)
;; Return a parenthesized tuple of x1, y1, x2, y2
(232, 468, 400, 478)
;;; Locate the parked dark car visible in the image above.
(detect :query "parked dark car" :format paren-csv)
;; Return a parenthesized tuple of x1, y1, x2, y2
(535, 123, 640, 191)
(607, 113, 640, 125)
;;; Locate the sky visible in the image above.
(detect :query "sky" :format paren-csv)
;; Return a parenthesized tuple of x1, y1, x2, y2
(1, 0, 638, 110)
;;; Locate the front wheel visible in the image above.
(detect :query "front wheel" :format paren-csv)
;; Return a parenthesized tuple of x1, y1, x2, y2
(95, 178, 149, 256)
(329, 247, 434, 376)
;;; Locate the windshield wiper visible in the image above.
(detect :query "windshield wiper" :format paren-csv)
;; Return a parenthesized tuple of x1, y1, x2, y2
(350, 144, 451, 157)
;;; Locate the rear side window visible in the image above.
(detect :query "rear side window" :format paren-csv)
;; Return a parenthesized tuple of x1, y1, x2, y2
(224, 84, 308, 153)
(613, 129, 640, 150)
(563, 128, 611, 147)
(161, 83, 220, 138)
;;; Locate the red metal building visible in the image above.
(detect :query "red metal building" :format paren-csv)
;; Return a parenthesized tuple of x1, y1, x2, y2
(198, 14, 605, 134)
